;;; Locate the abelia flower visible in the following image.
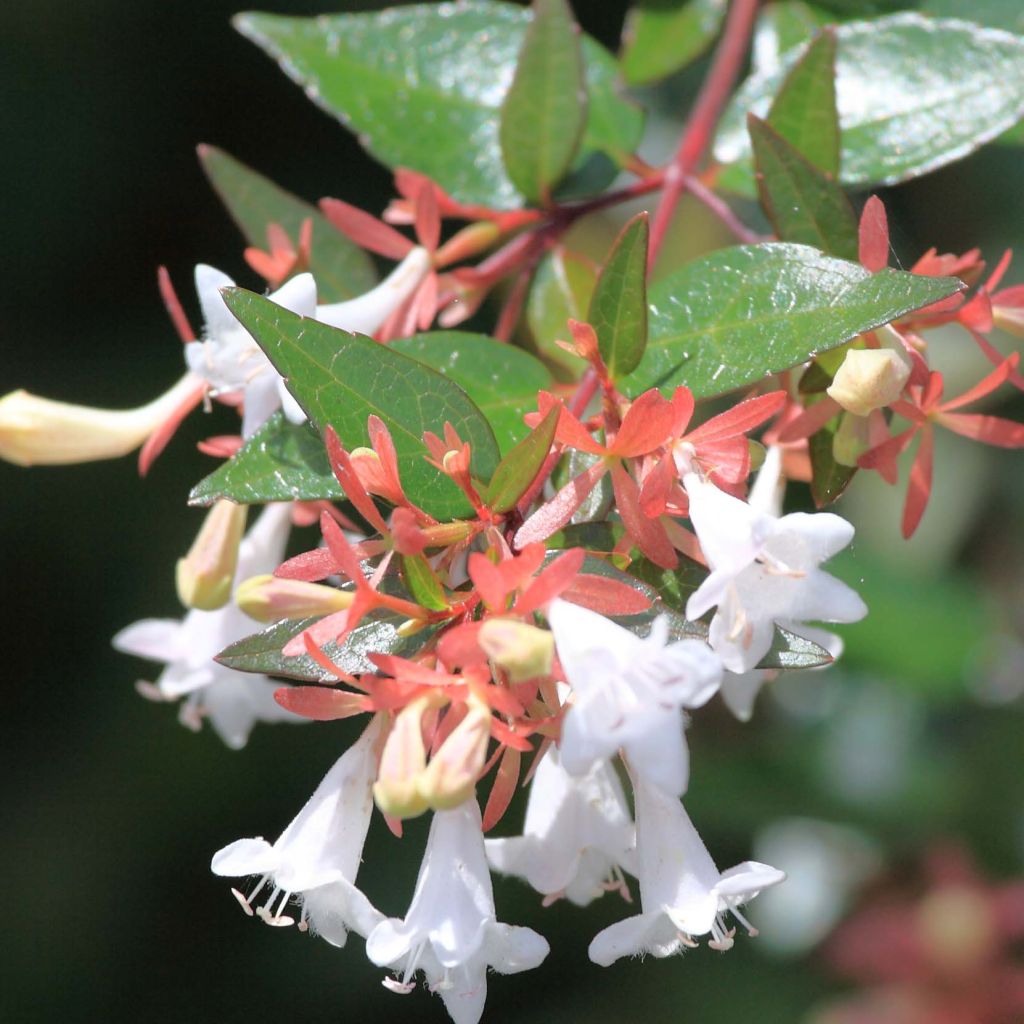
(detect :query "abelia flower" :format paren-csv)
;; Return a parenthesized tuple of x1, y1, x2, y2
(683, 472, 866, 673)
(485, 745, 636, 907)
(547, 598, 722, 797)
(366, 799, 550, 1024)
(589, 773, 785, 966)
(113, 502, 301, 748)
(211, 713, 385, 945)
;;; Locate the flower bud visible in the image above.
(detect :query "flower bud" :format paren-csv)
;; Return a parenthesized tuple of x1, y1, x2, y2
(417, 698, 491, 811)
(235, 574, 354, 623)
(826, 348, 909, 417)
(176, 500, 248, 611)
(373, 697, 431, 819)
(478, 618, 555, 683)
(993, 302, 1024, 339)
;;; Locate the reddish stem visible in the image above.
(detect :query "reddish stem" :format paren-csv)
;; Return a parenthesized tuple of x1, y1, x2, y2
(685, 175, 767, 244)
(647, 0, 761, 272)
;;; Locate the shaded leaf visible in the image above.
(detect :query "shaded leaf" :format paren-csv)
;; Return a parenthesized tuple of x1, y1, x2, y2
(198, 145, 376, 302)
(809, 414, 858, 506)
(751, 1, 827, 77)
(235, 2, 643, 209)
(390, 332, 553, 453)
(401, 554, 450, 611)
(749, 116, 859, 259)
(525, 246, 596, 380)
(716, 14, 1024, 194)
(588, 212, 649, 381)
(623, 243, 962, 399)
(500, 0, 587, 203)
(484, 405, 559, 514)
(620, 0, 728, 85)
(222, 291, 500, 520)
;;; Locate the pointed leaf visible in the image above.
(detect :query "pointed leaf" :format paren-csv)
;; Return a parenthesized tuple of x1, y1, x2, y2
(588, 213, 649, 381)
(621, 0, 727, 86)
(716, 14, 1024, 195)
(400, 555, 450, 612)
(750, 116, 858, 259)
(234, 3, 643, 210)
(751, 1, 827, 77)
(526, 246, 596, 380)
(222, 291, 500, 520)
(765, 29, 840, 175)
(390, 332, 553, 453)
(622, 243, 962, 399)
(499, 0, 587, 204)
(198, 145, 375, 302)
(484, 405, 559, 514)
(808, 406, 858, 508)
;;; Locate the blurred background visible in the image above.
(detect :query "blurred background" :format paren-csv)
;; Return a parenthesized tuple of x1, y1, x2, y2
(2, 1, 1022, 1021)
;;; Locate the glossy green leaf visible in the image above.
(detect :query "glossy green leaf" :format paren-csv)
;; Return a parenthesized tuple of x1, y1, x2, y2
(217, 613, 438, 682)
(197, 145, 375, 302)
(499, 0, 587, 203)
(622, 243, 962, 399)
(715, 14, 1024, 195)
(525, 246, 596, 380)
(751, 1, 827, 77)
(390, 332, 552, 454)
(222, 291, 500, 521)
(589, 212, 649, 381)
(920, 0, 1024, 32)
(400, 555, 450, 611)
(750, 116, 859, 259)
(765, 29, 839, 175)
(484, 405, 559, 514)
(620, 0, 728, 85)
(235, 3, 643, 210)
(189, 412, 340, 507)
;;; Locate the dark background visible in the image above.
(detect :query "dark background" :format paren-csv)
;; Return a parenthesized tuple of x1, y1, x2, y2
(3, 1, 1022, 1022)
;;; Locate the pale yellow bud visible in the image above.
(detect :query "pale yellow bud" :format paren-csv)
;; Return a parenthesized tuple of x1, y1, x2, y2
(832, 411, 871, 467)
(993, 303, 1024, 339)
(235, 574, 353, 622)
(373, 697, 431, 819)
(417, 698, 491, 811)
(0, 373, 201, 467)
(176, 500, 248, 611)
(478, 618, 555, 683)
(826, 348, 909, 417)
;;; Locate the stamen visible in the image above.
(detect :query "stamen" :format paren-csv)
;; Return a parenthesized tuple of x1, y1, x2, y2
(541, 890, 565, 908)
(382, 977, 415, 995)
(729, 906, 758, 936)
(230, 888, 255, 917)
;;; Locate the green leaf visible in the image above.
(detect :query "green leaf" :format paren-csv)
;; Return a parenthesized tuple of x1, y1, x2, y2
(484, 405, 559, 514)
(749, 116, 859, 259)
(525, 246, 596, 380)
(620, 0, 728, 85)
(588, 212, 650, 381)
(400, 555, 450, 611)
(622, 243, 962, 399)
(189, 412, 340, 507)
(499, 0, 587, 204)
(235, 2, 643, 210)
(217, 613, 439, 682)
(765, 29, 840, 175)
(919, 0, 1024, 33)
(222, 291, 500, 521)
(197, 145, 376, 302)
(751, 1, 828, 77)
(715, 14, 1024, 194)
(390, 332, 553, 454)
(809, 413, 857, 507)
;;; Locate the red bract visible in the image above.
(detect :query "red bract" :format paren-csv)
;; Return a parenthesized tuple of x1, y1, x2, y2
(244, 218, 312, 290)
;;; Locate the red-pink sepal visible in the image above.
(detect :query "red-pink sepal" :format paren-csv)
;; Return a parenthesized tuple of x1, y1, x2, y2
(859, 195, 889, 272)
(319, 197, 414, 260)
(138, 377, 206, 475)
(274, 685, 370, 721)
(560, 574, 652, 616)
(611, 461, 678, 569)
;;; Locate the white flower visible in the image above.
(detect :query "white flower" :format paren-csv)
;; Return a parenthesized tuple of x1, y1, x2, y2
(588, 773, 785, 966)
(185, 268, 317, 437)
(684, 472, 866, 673)
(485, 745, 636, 907)
(547, 599, 722, 797)
(366, 800, 549, 1024)
(113, 502, 301, 749)
(210, 713, 385, 945)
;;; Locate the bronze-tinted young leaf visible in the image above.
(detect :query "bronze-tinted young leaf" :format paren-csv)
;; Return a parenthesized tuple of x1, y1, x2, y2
(499, 0, 587, 204)
(222, 291, 500, 521)
(716, 14, 1024, 195)
(620, 0, 727, 86)
(525, 246, 597, 380)
(484, 405, 559, 514)
(390, 332, 553, 453)
(198, 145, 375, 302)
(588, 212, 649, 381)
(750, 116, 858, 259)
(623, 243, 962, 399)
(235, 3, 642, 210)
(400, 555, 450, 611)
(189, 413, 341, 507)
(766, 29, 840, 175)
(217, 613, 439, 682)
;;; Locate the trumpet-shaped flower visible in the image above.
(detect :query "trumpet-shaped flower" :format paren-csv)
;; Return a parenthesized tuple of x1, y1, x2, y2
(684, 472, 866, 673)
(211, 713, 385, 944)
(589, 773, 785, 965)
(113, 503, 301, 748)
(366, 800, 550, 1024)
(486, 745, 637, 906)
(547, 599, 722, 797)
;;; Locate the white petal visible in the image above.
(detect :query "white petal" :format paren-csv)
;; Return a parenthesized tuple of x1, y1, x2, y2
(241, 371, 281, 438)
(437, 960, 488, 1024)
(365, 918, 414, 967)
(277, 378, 307, 424)
(194, 264, 238, 337)
(772, 511, 855, 565)
(716, 861, 786, 901)
(588, 911, 674, 966)
(623, 711, 689, 797)
(483, 922, 550, 974)
(548, 599, 640, 685)
(111, 618, 185, 662)
(720, 669, 771, 722)
(201, 673, 300, 750)
(268, 272, 318, 317)
(211, 837, 277, 877)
